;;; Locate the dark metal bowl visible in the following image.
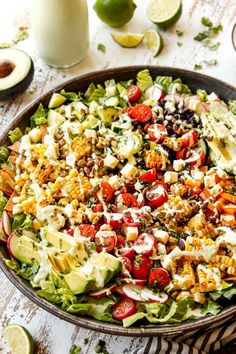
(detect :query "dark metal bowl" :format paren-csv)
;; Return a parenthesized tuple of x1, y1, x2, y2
(1, 66, 236, 336)
(232, 23, 236, 52)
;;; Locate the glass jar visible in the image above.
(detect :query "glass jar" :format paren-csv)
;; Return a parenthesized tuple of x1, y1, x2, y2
(31, 0, 89, 68)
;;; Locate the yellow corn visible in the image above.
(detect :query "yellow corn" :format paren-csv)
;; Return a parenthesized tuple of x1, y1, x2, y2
(72, 137, 91, 159)
(68, 175, 92, 201)
(21, 197, 36, 215)
(211, 255, 236, 275)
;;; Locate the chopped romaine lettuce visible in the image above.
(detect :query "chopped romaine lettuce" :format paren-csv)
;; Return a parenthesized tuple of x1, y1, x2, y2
(210, 284, 236, 301)
(12, 214, 33, 230)
(155, 76, 173, 93)
(228, 100, 236, 115)
(30, 103, 47, 127)
(0, 146, 9, 163)
(5, 259, 39, 281)
(0, 191, 7, 213)
(85, 83, 105, 102)
(137, 69, 153, 92)
(9, 127, 23, 143)
(60, 90, 82, 102)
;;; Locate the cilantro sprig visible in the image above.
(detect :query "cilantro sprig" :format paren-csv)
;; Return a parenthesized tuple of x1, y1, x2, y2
(194, 17, 223, 51)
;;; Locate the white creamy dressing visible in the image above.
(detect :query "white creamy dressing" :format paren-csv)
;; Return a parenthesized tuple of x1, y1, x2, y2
(19, 135, 32, 170)
(44, 127, 57, 160)
(33, 240, 52, 284)
(133, 234, 154, 254)
(216, 227, 236, 258)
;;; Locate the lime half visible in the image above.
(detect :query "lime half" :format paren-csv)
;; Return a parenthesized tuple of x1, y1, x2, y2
(111, 32, 144, 48)
(3, 324, 34, 354)
(147, 0, 182, 27)
(144, 30, 163, 57)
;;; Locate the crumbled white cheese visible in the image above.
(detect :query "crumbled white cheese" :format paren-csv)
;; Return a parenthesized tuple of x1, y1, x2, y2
(120, 163, 138, 180)
(104, 155, 119, 169)
(164, 171, 178, 184)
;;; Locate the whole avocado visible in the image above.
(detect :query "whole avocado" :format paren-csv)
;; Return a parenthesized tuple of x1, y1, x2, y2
(93, 0, 137, 28)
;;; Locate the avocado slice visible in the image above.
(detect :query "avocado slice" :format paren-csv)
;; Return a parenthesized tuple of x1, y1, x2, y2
(47, 109, 65, 127)
(48, 93, 67, 108)
(43, 227, 87, 259)
(64, 269, 95, 294)
(97, 106, 118, 126)
(48, 252, 81, 273)
(0, 48, 34, 100)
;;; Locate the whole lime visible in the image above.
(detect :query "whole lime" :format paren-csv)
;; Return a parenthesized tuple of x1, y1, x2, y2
(93, 0, 137, 28)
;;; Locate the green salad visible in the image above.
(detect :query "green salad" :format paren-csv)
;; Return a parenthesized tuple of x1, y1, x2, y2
(1, 69, 236, 327)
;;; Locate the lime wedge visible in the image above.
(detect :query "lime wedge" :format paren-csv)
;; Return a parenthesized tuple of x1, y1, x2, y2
(3, 324, 34, 354)
(144, 30, 163, 57)
(147, 0, 182, 27)
(111, 32, 144, 48)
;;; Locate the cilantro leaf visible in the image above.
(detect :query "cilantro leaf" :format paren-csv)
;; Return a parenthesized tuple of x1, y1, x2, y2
(97, 43, 106, 53)
(201, 16, 213, 28)
(176, 29, 184, 36)
(194, 63, 203, 70)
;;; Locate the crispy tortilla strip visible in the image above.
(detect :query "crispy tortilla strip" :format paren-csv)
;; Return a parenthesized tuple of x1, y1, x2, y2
(223, 276, 236, 281)
(0, 184, 13, 196)
(9, 141, 20, 153)
(0, 171, 15, 189)
(1, 164, 16, 178)
(4, 191, 18, 212)
(40, 125, 48, 143)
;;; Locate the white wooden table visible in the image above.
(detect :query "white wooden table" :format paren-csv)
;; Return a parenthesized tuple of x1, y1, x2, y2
(0, 1, 236, 353)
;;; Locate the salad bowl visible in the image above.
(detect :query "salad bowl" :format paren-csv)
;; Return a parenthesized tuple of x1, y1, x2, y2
(0, 66, 236, 336)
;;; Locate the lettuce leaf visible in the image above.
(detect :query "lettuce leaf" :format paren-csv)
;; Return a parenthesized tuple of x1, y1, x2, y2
(9, 127, 23, 143)
(137, 69, 153, 92)
(60, 90, 82, 102)
(169, 79, 192, 95)
(210, 284, 236, 301)
(5, 258, 39, 281)
(201, 300, 221, 316)
(155, 76, 173, 93)
(30, 104, 47, 127)
(228, 100, 236, 115)
(85, 83, 105, 102)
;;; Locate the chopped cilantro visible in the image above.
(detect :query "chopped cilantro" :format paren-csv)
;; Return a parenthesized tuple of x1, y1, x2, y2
(176, 29, 184, 36)
(177, 41, 183, 47)
(83, 338, 89, 345)
(0, 42, 11, 48)
(69, 344, 81, 354)
(203, 59, 218, 66)
(203, 41, 220, 51)
(14, 29, 29, 43)
(194, 22, 222, 42)
(97, 43, 106, 53)
(94, 340, 108, 354)
(194, 63, 203, 71)
(201, 16, 213, 28)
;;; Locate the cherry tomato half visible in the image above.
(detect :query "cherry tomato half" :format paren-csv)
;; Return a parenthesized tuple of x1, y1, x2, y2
(66, 228, 74, 236)
(127, 103, 152, 123)
(138, 168, 157, 184)
(101, 182, 114, 202)
(95, 230, 117, 253)
(127, 85, 142, 103)
(104, 213, 123, 230)
(121, 256, 132, 273)
(112, 297, 136, 321)
(117, 234, 125, 248)
(133, 233, 157, 257)
(79, 224, 96, 241)
(132, 254, 153, 279)
(92, 202, 104, 212)
(148, 124, 167, 143)
(120, 193, 138, 208)
(145, 184, 168, 208)
(120, 249, 136, 259)
(148, 268, 171, 291)
(176, 148, 188, 160)
(181, 129, 198, 148)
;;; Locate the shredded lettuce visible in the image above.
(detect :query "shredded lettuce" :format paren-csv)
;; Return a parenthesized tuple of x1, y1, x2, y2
(30, 103, 47, 127)
(9, 127, 23, 143)
(201, 300, 221, 315)
(12, 214, 33, 230)
(169, 79, 192, 95)
(137, 69, 153, 92)
(85, 83, 105, 102)
(5, 259, 39, 281)
(0, 146, 9, 163)
(0, 191, 7, 213)
(155, 76, 173, 93)
(228, 100, 236, 115)
(197, 89, 208, 101)
(210, 283, 236, 301)
(60, 90, 82, 102)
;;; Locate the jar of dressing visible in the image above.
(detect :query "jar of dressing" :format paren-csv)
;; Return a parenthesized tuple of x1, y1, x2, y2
(31, 0, 89, 68)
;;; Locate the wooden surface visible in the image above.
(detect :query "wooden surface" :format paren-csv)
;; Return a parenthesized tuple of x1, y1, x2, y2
(0, 1, 236, 353)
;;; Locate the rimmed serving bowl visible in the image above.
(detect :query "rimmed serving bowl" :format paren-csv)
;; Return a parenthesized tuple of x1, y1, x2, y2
(0, 66, 236, 336)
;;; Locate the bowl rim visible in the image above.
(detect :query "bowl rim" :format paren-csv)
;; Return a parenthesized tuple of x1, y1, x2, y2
(232, 23, 236, 52)
(1, 65, 236, 336)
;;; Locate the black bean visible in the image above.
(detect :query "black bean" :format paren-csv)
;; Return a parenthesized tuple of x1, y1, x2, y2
(178, 239, 185, 250)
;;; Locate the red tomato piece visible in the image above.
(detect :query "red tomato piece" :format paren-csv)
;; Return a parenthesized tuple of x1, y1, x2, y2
(148, 124, 167, 143)
(95, 230, 117, 253)
(123, 209, 145, 227)
(145, 184, 168, 208)
(121, 256, 132, 273)
(132, 254, 153, 279)
(186, 150, 205, 167)
(104, 213, 123, 230)
(181, 129, 198, 148)
(112, 297, 136, 321)
(117, 234, 125, 248)
(148, 268, 171, 291)
(92, 202, 104, 212)
(127, 85, 142, 103)
(101, 182, 113, 202)
(79, 224, 96, 241)
(176, 148, 188, 160)
(137, 168, 157, 184)
(120, 249, 136, 259)
(133, 233, 157, 257)
(127, 103, 152, 123)
(120, 193, 138, 208)
(66, 228, 74, 236)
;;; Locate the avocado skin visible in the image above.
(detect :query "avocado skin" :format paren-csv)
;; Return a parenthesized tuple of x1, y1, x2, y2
(0, 58, 34, 101)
